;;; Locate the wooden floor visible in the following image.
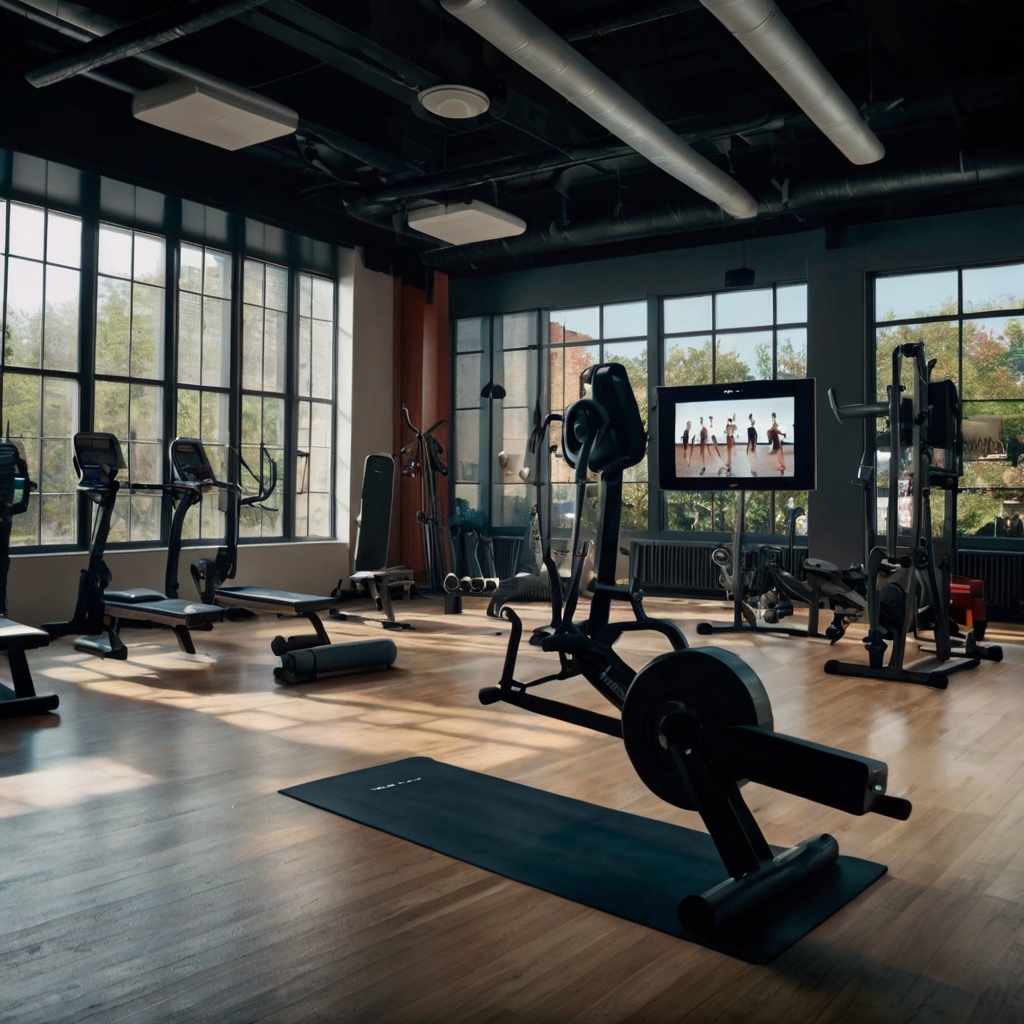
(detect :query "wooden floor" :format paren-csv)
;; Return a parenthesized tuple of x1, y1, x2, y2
(1, 596, 1023, 1024)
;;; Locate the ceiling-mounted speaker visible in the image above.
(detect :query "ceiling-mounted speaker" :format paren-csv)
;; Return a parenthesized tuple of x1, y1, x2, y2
(724, 267, 756, 287)
(133, 79, 299, 151)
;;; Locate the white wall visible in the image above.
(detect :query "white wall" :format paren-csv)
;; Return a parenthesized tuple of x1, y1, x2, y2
(347, 249, 397, 556)
(10, 248, 396, 627)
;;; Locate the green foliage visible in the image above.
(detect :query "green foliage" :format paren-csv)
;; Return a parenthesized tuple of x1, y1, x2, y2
(876, 305, 1024, 540)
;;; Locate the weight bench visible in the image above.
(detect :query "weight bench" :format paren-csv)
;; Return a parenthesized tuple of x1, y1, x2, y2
(85, 590, 226, 658)
(212, 586, 340, 651)
(346, 568, 418, 629)
(0, 618, 59, 718)
(213, 586, 398, 683)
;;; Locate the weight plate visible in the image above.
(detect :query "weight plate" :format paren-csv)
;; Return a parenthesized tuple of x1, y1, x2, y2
(620, 647, 773, 811)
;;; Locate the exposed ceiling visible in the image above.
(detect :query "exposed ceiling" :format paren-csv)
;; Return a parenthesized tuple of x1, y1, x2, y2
(2, 0, 1024, 280)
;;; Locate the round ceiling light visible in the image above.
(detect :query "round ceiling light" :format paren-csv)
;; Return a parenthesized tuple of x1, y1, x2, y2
(418, 84, 490, 119)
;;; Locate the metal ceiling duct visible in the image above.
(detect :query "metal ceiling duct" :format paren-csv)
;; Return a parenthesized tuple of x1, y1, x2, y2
(440, 0, 759, 220)
(699, 0, 884, 165)
(421, 149, 1024, 268)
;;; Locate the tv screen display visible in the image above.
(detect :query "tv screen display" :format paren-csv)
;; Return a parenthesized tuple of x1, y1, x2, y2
(657, 378, 816, 491)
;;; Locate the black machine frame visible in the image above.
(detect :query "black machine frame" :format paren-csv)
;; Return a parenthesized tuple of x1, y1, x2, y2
(824, 342, 1002, 687)
(481, 362, 911, 942)
(0, 437, 59, 717)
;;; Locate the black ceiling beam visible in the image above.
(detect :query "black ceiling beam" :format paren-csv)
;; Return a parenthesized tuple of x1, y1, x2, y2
(5, 0, 426, 181)
(359, 109, 792, 209)
(562, 0, 832, 43)
(262, 0, 438, 90)
(241, 0, 590, 152)
(25, 0, 272, 88)
(563, 0, 702, 42)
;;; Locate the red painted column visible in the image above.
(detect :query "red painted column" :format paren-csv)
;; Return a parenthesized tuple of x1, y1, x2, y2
(394, 272, 449, 579)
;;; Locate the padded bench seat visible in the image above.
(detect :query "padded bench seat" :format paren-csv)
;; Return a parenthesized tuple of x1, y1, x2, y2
(104, 598, 226, 627)
(214, 586, 341, 615)
(0, 617, 51, 652)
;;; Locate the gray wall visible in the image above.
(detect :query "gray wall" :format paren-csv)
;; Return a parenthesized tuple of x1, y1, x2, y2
(450, 203, 1024, 567)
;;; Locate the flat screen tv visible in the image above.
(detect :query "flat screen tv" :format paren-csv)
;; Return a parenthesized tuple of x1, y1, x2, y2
(656, 378, 816, 491)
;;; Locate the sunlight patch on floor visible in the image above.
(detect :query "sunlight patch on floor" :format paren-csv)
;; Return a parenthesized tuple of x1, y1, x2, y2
(0, 756, 157, 818)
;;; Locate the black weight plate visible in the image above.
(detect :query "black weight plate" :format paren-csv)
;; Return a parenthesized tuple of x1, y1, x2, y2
(621, 647, 773, 811)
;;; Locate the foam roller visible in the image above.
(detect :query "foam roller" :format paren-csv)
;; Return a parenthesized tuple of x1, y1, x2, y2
(275, 638, 397, 684)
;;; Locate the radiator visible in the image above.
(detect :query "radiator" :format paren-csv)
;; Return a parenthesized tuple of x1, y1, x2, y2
(629, 539, 808, 596)
(629, 541, 723, 596)
(491, 536, 523, 580)
(955, 551, 1024, 622)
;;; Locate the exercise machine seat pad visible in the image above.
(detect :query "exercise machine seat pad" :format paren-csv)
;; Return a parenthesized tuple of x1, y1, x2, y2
(804, 559, 840, 576)
(104, 587, 168, 604)
(214, 586, 341, 614)
(0, 618, 51, 651)
(104, 598, 226, 626)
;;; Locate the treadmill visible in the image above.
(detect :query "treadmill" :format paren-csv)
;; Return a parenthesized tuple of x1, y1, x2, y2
(43, 433, 224, 659)
(169, 437, 396, 682)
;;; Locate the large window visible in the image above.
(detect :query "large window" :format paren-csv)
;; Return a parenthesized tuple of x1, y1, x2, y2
(549, 301, 648, 531)
(874, 265, 1024, 544)
(0, 166, 340, 553)
(452, 316, 486, 522)
(1, 199, 81, 547)
(662, 284, 808, 536)
(240, 258, 288, 538)
(178, 242, 232, 540)
(294, 271, 335, 539)
(451, 312, 542, 531)
(94, 223, 166, 543)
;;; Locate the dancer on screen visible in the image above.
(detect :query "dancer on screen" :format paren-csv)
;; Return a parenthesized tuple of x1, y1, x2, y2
(680, 420, 692, 466)
(769, 412, 787, 474)
(708, 416, 726, 474)
(746, 413, 758, 476)
(724, 415, 737, 475)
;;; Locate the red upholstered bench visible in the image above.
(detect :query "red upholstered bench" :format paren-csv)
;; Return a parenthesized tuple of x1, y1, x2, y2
(950, 575, 987, 640)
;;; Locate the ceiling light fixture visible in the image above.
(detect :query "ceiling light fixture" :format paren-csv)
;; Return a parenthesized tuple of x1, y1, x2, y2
(407, 200, 526, 245)
(418, 84, 490, 119)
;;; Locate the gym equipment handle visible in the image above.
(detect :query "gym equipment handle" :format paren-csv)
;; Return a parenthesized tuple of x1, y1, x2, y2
(828, 388, 889, 423)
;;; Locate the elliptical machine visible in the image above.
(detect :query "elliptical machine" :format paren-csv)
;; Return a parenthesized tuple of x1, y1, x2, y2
(482, 362, 687, 734)
(480, 362, 911, 945)
(825, 343, 1001, 688)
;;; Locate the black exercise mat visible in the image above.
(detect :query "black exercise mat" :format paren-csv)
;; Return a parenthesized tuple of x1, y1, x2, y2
(282, 756, 886, 964)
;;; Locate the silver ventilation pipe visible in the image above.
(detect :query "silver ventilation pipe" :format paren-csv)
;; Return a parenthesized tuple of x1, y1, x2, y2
(699, 0, 884, 165)
(440, 0, 758, 220)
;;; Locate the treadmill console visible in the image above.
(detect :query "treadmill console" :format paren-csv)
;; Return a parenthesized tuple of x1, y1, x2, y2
(170, 437, 217, 487)
(73, 432, 125, 488)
